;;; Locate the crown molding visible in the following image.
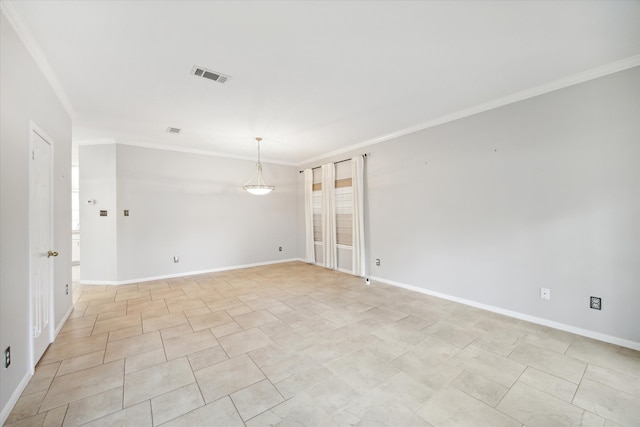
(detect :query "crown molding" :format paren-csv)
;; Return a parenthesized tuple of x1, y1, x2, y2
(297, 55, 640, 166)
(1, 0, 75, 118)
(76, 138, 297, 166)
(76, 138, 117, 147)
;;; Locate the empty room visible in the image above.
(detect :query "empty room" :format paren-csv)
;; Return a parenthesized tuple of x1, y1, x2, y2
(1, 1, 639, 426)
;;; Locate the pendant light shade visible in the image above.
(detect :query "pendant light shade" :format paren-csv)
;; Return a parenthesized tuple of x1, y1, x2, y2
(243, 137, 275, 195)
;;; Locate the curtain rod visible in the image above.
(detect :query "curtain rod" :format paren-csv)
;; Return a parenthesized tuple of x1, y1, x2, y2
(298, 153, 367, 173)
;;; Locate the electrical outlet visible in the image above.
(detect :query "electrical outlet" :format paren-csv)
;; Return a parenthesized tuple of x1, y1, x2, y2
(173, 256, 179, 263)
(590, 296, 602, 310)
(540, 288, 551, 300)
(4, 346, 10, 368)
(375, 259, 381, 266)
(278, 246, 282, 252)
(65, 284, 69, 295)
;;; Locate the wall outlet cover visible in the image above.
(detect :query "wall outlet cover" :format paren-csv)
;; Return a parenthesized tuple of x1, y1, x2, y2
(540, 288, 551, 300)
(590, 296, 602, 310)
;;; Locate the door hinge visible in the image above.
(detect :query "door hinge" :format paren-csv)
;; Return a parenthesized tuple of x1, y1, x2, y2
(33, 326, 38, 337)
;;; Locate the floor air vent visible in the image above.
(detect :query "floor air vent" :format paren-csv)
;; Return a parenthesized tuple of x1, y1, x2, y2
(192, 66, 230, 84)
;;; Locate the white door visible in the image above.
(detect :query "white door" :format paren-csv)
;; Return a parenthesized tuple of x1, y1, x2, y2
(30, 126, 55, 367)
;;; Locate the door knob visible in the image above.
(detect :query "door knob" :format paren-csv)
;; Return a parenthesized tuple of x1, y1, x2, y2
(47, 251, 59, 258)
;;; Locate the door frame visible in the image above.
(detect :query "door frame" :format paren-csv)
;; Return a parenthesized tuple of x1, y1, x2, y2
(28, 120, 55, 372)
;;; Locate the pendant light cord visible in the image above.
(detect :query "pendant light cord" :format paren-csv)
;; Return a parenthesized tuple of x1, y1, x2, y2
(256, 137, 263, 166)
(257, 139, 261, 164)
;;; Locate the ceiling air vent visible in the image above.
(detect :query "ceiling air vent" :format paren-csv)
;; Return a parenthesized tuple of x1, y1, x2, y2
(192, 66, 230, 84)
(166, 127, 181, 134)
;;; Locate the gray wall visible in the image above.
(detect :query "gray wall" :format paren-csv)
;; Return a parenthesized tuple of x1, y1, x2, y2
(0, 13, 72, 417)
(298, 67, 640, 344)
(80, 144, 298, 283)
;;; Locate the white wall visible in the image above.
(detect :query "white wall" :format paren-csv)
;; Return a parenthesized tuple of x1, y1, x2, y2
(0, 12, 72, 419)
(80, 144, 297, 283)
(79, 144, 118, 280)
(298, 67, 640, 346)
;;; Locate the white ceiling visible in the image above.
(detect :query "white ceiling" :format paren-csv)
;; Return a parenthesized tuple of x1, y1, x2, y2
(5, 1, 640, 165)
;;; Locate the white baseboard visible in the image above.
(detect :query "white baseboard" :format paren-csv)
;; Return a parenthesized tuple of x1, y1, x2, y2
(79, 258, 302, 285)
(0, 305, 74, 424)
(308, 261, 357, 277)
(55, 305, 74, 336)
(370, 275, 640, 351)
(0, 369, 32, 426)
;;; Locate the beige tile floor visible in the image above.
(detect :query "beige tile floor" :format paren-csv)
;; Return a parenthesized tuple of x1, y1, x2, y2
(5, 262, 640, 426)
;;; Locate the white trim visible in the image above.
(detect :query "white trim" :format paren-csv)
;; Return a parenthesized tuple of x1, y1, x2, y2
(297, 55, 640, 166)
(79, 258, 300, 285)
(55, 305, 74, 337)
(1, 305, 71, 424)
(76, 139, 296, 166)
(0, 369, 33, 426)
(314, 242, 353, 251)
(0, 1, 75, 117)
(308, 261, 355, 277)
(28, 121, 56, 371)
(337, 267, 353, 275)
(371, 275, 640, 351)
(76, 138, 117, 147)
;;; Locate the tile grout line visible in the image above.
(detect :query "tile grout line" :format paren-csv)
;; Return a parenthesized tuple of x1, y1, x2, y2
(11, 263, 639, 426)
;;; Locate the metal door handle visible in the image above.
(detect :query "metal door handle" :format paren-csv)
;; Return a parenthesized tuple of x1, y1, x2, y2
(47, 251, 59, 257)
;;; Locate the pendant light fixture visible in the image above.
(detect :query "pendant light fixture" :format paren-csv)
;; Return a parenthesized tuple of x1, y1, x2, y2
(243, 137, 275, 195)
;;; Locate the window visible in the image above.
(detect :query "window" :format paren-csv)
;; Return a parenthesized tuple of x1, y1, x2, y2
(312, 168, 322, 243)
(335, 182, 352, 246)
(311, 163, 353, 247)
(312, 191, 322, 242)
